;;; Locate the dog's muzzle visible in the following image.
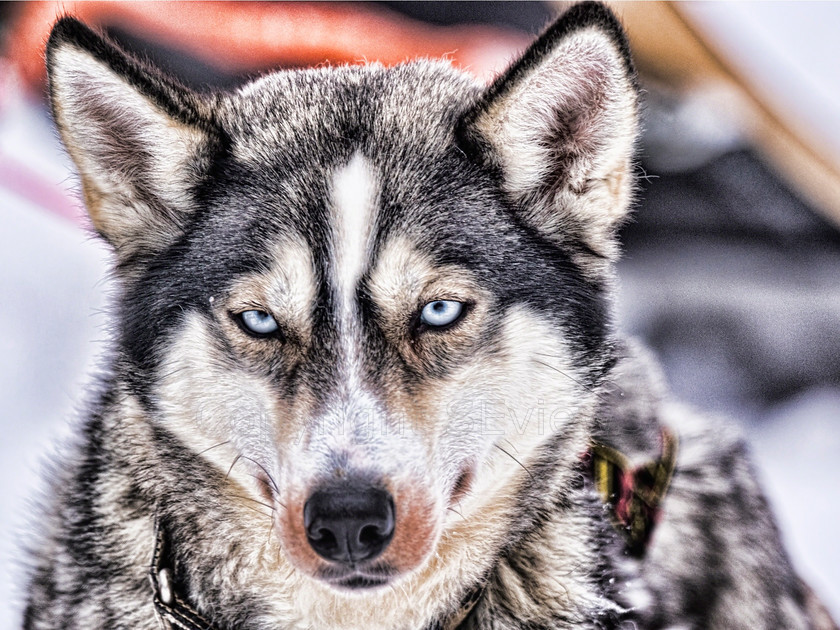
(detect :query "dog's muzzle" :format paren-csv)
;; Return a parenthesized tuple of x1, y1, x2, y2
(277, 468, 439, 589)
(303, 481, 395, 567)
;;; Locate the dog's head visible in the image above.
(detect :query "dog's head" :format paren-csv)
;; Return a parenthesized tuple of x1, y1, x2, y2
(47, 2, 637, 599)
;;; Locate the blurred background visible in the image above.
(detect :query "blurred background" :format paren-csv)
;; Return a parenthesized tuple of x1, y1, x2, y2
(1, 1, 838, 626)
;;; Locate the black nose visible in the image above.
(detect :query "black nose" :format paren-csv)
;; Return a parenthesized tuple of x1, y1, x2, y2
(303, 483, 395, 565)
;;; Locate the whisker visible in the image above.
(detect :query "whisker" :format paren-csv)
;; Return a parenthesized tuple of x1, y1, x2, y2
(198, 440, 231, 457)
(237, 454, 281, 495)
(447, 505, 466, 521)
(534, 351, 626, 396)
(502, 438, 519, 454)
(230, 494, 274, 511)
(531, 358, 608, 403)
(233, 501, 272, 520)
(223, 456, 286, 509)
(156, 365, 191, 381)
(225, 454, 244, 482)
(494, 443, 535, 481)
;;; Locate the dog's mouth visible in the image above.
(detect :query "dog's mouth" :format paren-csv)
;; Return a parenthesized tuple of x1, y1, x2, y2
(336, 575, 388, 590)
(318, 564, 396, 590)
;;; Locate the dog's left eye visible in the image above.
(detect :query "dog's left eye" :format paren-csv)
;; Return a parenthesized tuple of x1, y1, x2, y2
(237, 310, 280, 337)
(419, 300, 464, 328)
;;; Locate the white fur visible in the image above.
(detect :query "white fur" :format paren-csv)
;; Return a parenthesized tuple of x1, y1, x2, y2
(331, 153, 377, 314)
(330, 152, 377, 380)
(157, 313, 280, 491)
(307, 152, 393, 467)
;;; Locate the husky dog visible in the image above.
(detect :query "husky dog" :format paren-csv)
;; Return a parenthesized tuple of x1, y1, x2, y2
(26, 3, 836, 629)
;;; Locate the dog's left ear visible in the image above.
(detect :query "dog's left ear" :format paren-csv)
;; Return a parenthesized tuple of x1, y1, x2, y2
(46, 17, 218, 265)
(458, 2, 638, 263)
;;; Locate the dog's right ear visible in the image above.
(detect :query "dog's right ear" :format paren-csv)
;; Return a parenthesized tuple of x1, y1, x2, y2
(46, 17, 218, 262)
(457, 2, 639, 268)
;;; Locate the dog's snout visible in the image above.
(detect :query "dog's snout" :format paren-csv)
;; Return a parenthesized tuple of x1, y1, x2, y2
(303, 483, 395, 566)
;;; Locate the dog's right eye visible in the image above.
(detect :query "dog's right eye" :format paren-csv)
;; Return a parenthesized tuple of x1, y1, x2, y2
(236, 310, 280, 338)
(419, 300, 465, 329)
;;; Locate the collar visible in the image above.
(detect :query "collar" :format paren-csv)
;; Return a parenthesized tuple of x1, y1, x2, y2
(149, 516, 483, 630)
(149, 517, 214, 630)
(588, 426, 678, 556)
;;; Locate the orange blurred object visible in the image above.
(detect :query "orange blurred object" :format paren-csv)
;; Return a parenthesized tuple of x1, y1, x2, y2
(4, 1, 530, 89)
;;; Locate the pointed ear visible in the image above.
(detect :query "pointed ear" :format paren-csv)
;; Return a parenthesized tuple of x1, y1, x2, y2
(46, 17, 219, 263)
(458, 2, 639, 264)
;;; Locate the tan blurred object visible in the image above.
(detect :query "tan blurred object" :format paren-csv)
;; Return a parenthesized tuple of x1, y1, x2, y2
(608, 1, 840, 227)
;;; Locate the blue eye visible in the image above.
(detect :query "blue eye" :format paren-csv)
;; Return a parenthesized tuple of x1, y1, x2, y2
(238, 310, 279, 337)
(419, 300, 464, 328)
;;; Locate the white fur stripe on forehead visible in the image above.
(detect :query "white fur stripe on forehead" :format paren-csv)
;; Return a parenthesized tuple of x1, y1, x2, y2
(330, 153, 378, 312)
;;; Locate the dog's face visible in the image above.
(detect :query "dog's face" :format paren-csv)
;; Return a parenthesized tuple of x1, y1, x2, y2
(47, 3, 637, 600)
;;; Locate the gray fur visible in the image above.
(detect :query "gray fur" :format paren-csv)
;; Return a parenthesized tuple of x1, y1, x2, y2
(25, 3, 836, 630)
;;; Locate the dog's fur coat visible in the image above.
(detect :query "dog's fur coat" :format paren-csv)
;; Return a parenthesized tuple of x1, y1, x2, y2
(25, 3, 837, 629)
